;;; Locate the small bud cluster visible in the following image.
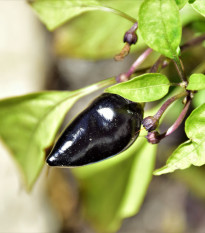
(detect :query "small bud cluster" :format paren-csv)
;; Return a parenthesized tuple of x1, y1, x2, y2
(142, 116, 159, 132)
(123, 31, 138, 45)
(123, 22, 138, 45)
(146, 131, 165, 144)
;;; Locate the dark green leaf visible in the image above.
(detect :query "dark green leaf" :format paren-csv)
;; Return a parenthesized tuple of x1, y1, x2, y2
(138, 0, 182, 58)
(191, 20, 205, 33)
(105, 73, 170, 102)
(187, 73, 205, 91)
(175, 0, 188, 9)
(73, 137, 156, 232)
(190, 0, 205, 17)
(0, 79, 114, 190)
(189, 0, 196, 3)
(30, 0, 100, 30)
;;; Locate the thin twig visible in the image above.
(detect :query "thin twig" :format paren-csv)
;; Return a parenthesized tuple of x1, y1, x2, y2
(154, 91, 188, 120)
(149, 34, 205, 74)
(150, 55, 165, 73)
(126, 48, 153, 77)
(173, 57, 187, 82)
(142, 91, 188, 132)
(116, 48, 153, 82)
(165, 98, 191, 136)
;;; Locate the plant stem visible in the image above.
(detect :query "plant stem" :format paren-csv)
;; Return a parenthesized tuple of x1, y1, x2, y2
(83, 77, 116, 94)
(173, 56, 187, 82)
(116, 48, 153, 82)
(142, 91, 188, 132)
(165, 98, 191, 136)
(150, 55, 167, 73)
(154, 91, 188, 120)
(126, 48, 153, 78)
(129, 22, 138, 31)
(96, 77, 116, 88)
(149, 34, 205, 74)
(95, 6, 137, 23)
(145, 97, 191, 143)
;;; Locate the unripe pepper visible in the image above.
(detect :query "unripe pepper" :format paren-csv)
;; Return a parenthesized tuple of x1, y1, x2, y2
(46, 93, 143, 167)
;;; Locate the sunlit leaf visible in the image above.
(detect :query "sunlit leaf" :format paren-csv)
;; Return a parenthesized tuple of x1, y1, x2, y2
(73, 137, 156, 232)
(154, 103, 205, 175)
(138, 0, 182, 58)
(154, 140, 205, 175)
(53, 2, 142, 59)
(187, 73, 205, 91)
(175, 0, 188, 9)
(29, 0, 101, 30)
(185, 103, 205, 143)
(0, 78, 114, 190)
(119, 142, 157, 218)
(106, 73, 170, 102)
(193, 89, 205, 107)
(190, 0, 205, 17)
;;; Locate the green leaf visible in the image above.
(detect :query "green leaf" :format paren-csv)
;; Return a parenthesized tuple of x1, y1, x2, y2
(154, 140, 205, 175)
(191, 20, 205, 33)
(105, 73, 170, 102)
(187, 73, 205, 91)
(53, 2, 142, 59)
(175, 0, 188, 9)
(154, 103, 205, 175)
(185, 103, 205, 143)
(119, 141, 157, 218)
(138, 0, 182, 58)
(193, 89, 205, 107)
(190, 0, 205, 17)
(0, 78, 114, 190)
(29, 0, 101, 30)
(73, 137, 156, 232)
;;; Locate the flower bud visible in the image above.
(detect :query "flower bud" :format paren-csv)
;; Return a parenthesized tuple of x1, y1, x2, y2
(123, 31, 138, 45)
(142, 116, 159, 132)
(146, 131, 163, 144)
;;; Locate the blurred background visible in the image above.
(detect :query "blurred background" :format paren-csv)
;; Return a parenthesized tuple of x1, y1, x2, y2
(0, 1, 205, 233)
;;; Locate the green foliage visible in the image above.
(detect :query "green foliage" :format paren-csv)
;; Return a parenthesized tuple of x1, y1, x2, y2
(1, 0, 205, 232)
(0, 79, 114, 189)
(187, 73, 205, 90)
(154, 103, 205, 175)
(106, 73, 170, 102)
(185, 103, 205, 142)
(138, 0, 182, 59)
(193, 89, 205, 107)
(175, 0, 188, 9)
(53, 2, 142, 59)
(73, 137, 156, 232)
(190, 0, 205, 17)
(0, 91, 73, 189)
(30, 0, 100, 30)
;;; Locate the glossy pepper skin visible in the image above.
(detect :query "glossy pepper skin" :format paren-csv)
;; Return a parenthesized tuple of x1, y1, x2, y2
(46, 93, 143, 167)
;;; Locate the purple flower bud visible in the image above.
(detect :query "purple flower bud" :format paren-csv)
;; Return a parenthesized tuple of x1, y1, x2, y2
(123, 31, 138, 45)
(146, 131, 163, 144)
(142, 116, 159, 132)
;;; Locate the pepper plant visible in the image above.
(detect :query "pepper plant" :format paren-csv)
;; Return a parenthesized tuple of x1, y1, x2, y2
(0, 0, 205, 232)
